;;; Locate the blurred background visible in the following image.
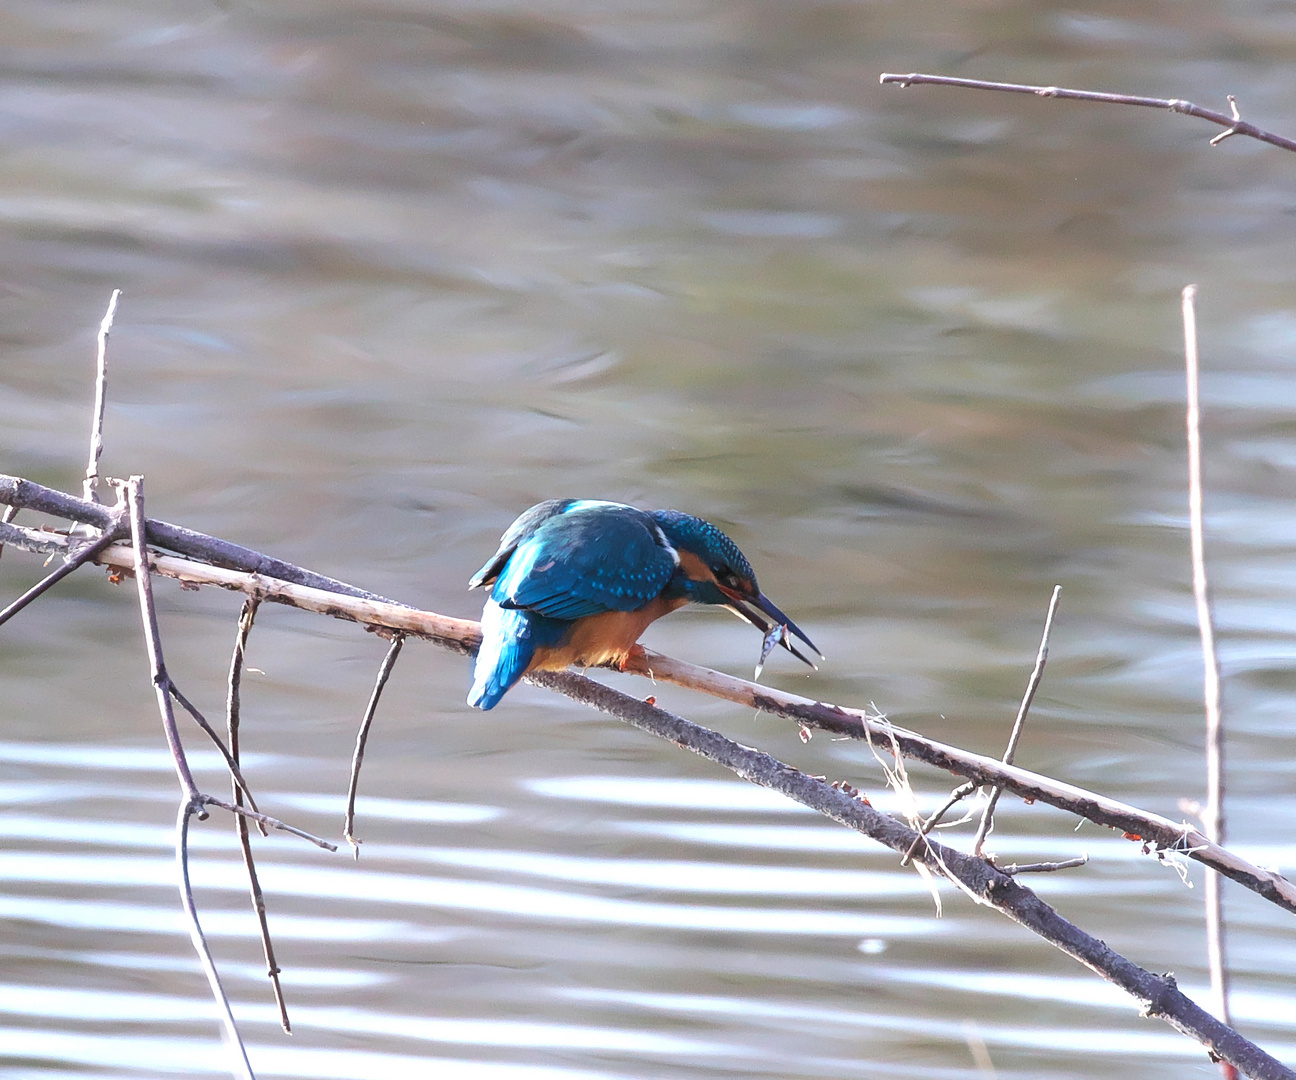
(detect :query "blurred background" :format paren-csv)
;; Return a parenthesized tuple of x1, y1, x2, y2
(2, 2, 1295, 1077)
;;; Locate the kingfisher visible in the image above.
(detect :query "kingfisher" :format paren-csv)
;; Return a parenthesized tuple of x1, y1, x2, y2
(467, 499, 821, 710)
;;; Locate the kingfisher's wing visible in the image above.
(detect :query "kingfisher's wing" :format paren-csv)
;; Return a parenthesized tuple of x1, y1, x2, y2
(491, 503, 677, 620)
(469, 500, 573, 590)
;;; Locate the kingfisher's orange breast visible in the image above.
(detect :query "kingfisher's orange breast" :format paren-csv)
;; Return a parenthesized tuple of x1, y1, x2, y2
(527, 595, 686, 673)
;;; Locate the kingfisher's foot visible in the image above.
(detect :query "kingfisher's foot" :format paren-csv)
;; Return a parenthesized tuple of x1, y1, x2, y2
(617, 644, 648, 672)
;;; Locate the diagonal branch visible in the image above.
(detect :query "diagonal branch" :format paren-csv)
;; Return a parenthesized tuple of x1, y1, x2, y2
(529, 669, 1295, 1080)
(1, 509, 1289, 919)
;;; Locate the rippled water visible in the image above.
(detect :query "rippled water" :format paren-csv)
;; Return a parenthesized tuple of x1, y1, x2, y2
(3, 2, 1296, 1078)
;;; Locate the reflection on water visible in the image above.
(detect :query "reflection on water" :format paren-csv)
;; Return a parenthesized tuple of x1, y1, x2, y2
(3, 1, 1296, 1078)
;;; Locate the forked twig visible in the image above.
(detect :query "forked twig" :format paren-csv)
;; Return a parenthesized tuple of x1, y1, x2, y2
(1183, 285, 1232, 1038)
(345, 632, 406, 854)
(84, 289, 121, 505)
(125, 475, 251, 1078)
(900, 780, 976, 866)
(973, 585, 1063, 855)
(225, 597, 289, 1031)
(878, 73, 1296, 153)
(169, 682, 262, 817)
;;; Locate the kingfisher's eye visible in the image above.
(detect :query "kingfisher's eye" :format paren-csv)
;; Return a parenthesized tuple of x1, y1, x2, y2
(715, 567, 740, 589)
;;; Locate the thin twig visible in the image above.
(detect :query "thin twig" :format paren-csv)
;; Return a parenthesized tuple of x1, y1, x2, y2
(84, 289, 121, 505)
(878, 73, 1296, 153)
(224, 598, 289, 1032)
(900, 780, 976, 866)
(973, 585, 1063, 855)
(200, 794, 337, 851)
(998, 856, 1089, 875)
(1184, 285, 1232, 1038)
(0, 517, 125, 629)
(345, 632, 406, 855)
(169, 682, 262, 818)
(177, 798, 255, 1080)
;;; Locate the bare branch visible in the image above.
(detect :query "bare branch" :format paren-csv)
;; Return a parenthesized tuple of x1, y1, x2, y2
(878, 73, 1296, 153)
(2, 510, 1289, 919)
(345, 632, 406, 855)
(83, 289, 121, 505)
(529, 669, 1295, 1080)
(973, 585, 1063, 855)
(1183, 285, 1232, 1032)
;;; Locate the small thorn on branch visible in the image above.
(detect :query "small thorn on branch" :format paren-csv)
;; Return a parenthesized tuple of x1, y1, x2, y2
(1209, 96, 1242, 146)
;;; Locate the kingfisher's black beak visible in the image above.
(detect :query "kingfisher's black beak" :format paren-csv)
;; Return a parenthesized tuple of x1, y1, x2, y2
(719, 586, 823, 670)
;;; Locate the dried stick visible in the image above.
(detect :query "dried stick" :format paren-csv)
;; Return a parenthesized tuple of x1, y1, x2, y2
(972, 585, 1063, 855)
(125, 475, 253, 1079)
(531, 669, 1295, 1080)
(878, 73, 1296, 153)
(344, 632, 406, 855)
(0, 517, 125, 629)
(83, 289, 121, 505)
(225, 598, 289, 1033)
(1183, 286, 1232, 1044)
(2, 513, 1289, 917)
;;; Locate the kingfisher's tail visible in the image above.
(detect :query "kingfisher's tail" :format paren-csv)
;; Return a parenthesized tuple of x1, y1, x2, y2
(468, 602, 539, 710)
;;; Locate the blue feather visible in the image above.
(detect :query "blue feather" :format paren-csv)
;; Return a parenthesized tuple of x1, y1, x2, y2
(468, 600, 568, 710)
